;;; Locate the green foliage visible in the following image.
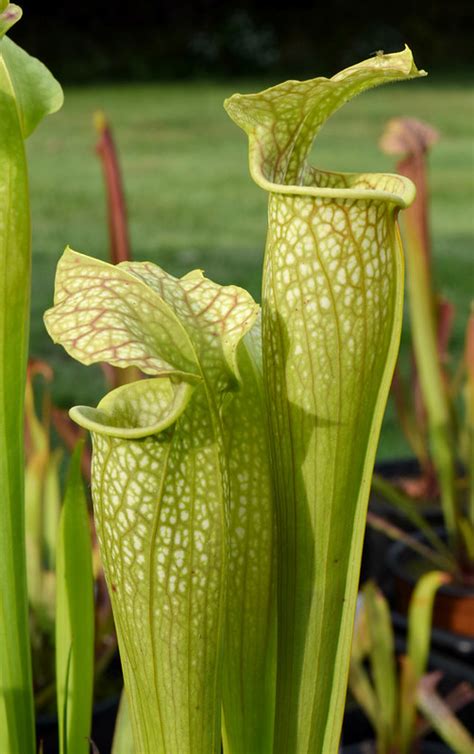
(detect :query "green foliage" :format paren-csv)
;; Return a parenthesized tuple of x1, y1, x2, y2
(350, 575, 474, 754)
(55, 443, 94, 754)
(44, 50, 434, 754)
(378, 116, 474, 572)
(0, 5, 62, 752)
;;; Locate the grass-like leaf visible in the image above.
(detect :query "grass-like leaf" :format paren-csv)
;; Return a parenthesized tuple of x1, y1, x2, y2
(399, 570, 449, 752)
(55, 442, 94, 754)
(225, 47, 425, 753)
(0, 9, 62, 752)
(362, 583, 397, 750)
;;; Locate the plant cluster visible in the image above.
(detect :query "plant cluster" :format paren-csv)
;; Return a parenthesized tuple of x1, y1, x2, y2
(1, 4, 472, 754)
(44, 46, 427, 754)
(350, 575, 474, 753)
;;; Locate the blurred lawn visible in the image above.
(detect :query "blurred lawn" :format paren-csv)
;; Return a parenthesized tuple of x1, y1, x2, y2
(27, 75, 474, 458)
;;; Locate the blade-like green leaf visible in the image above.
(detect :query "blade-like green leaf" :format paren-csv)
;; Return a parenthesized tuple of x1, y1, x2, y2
(407, 570, 449, 679)
(403, 223, 459, 547)
(221, 318, 276, 754)
(399, 570, 449, 752)
(24, 451, 47, 613)
(349, 597, 383, 742)
(45, 255, 258, 754)
(225, 47, 425, 754)
(55, 442, 94, 754)
(0, 12, 62, 752)
(361, 583, 397, 751)
(43, 447, 63, 570)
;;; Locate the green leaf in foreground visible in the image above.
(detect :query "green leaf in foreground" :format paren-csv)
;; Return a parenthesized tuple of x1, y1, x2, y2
(55, 442, 94, 754)
(225, 46, 425, 753)
(45, 249, 259, 754)
(0, 9, 63, 752)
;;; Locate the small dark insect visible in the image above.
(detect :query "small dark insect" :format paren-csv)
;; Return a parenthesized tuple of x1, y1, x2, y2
(111, 583, 117, 592)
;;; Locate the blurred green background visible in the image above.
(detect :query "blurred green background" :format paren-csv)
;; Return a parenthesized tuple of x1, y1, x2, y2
(27, 73, 473, 459)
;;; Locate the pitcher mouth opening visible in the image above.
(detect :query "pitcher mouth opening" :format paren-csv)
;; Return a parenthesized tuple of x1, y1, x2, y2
(225, 45, 425, 210)
(249, 166, 416, 209)
(69, 376, 196, 440)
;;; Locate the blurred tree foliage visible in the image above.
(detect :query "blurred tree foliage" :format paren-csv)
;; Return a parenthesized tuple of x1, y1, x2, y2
(11, 1, 473, 82)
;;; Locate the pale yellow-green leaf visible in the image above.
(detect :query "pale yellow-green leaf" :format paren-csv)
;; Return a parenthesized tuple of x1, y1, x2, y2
(400, 570, 449, 752)
(361, 583, 397, 751)
(225, 48, 424, 753)
(79, 377, 224, 754)
(120, 261, 258, 387)
(44, 248, 200, 378)
(47, 253, 259, 754)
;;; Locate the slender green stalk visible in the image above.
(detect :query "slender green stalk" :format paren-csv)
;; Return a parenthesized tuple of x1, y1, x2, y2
(0, 7, 62, 752)
(225, 47, 425, 753)
(399, 571, 450, 753)
(404, 217, 459, 547)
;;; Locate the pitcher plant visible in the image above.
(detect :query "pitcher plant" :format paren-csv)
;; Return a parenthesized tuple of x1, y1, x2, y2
(45, 48, 424, 754)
